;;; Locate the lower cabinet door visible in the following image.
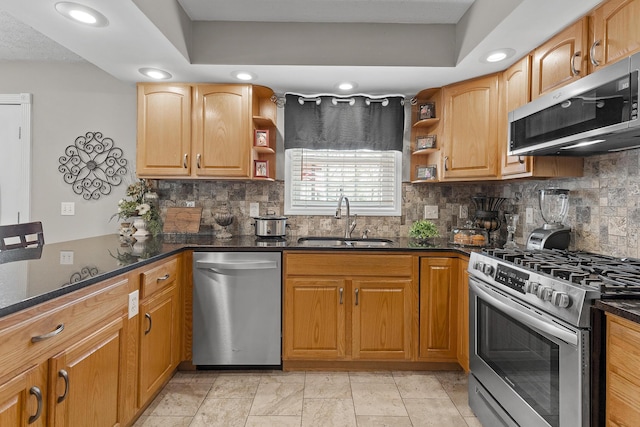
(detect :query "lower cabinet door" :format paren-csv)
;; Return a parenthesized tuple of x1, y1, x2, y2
(352, 278, 413, 360)
(284, 278, 347, 360)
(0, 363, 47, 426)
(50, 317, 125, 427)
(139, 284, 179, 405)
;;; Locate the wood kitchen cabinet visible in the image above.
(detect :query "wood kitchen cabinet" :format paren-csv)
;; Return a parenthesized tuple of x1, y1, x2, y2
(531, 18, 588, 99)
(137, 83, 277, 180)
(138, 256, 181, 406)
(49, 316, 126, 426)
(283, 252, 414, 363)
(605, 313, 640, 426)
(499, 56, 584, 179)
(419, 257, 458, 362)
(441, 74, 500, 180)
(589, 0, 640, 73)
(0, 275, 130, 426)
(137, 84, 193, 177)
(0, 364, 47, 426)
(457, 258, 469, 372)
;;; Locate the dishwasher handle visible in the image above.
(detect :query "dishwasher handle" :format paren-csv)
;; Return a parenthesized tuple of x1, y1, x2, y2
(195, 260, 278, 271)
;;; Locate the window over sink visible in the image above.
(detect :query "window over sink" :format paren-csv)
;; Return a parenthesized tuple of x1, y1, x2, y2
(284, 148, 402, 216)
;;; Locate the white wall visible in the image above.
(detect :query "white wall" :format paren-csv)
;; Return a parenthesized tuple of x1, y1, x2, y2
(0, 62, 137, 243)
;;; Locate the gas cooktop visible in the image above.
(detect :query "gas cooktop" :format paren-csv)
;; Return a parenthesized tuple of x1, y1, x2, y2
(482, 248, 640, 299)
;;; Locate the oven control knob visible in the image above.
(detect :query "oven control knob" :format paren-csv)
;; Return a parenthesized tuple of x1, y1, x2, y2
(551, 291, 571, 308)
(474, 261, 484, 272)
(537, 285, 553, 301)
(524, 281, 539, 294)
(482, 264, 495, 277)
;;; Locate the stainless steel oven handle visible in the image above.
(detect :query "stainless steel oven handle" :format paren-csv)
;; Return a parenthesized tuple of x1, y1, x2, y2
(469, 278, 578, 346)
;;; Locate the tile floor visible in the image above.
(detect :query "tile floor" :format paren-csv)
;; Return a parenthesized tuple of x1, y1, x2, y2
(134, 370, 481, 427)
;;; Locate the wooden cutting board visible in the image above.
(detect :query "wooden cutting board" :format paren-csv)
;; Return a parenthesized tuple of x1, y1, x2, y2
(163, 207, 202, 233)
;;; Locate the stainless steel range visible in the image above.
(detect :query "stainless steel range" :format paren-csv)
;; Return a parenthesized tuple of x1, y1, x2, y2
(467, 248, 640, 427)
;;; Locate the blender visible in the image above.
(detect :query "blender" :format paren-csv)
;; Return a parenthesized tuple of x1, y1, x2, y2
(526, 189, 571, 250)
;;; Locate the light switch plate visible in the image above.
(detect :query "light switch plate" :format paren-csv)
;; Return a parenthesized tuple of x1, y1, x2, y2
(128, 290, 139, 319)
(459, 205, 468, 219)
(185, 201, 195, 207)
(61, 202, 75, 216)
(526, 207, 534, 224)
(424, 205, 439, 219)
(59, 250, 74, 265)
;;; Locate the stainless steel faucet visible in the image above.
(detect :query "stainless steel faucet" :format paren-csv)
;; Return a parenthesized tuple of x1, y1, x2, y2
(335, 194, 357, 238)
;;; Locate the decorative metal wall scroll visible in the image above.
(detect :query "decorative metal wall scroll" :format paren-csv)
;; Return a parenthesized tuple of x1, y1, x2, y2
(58, 131, 128, 200)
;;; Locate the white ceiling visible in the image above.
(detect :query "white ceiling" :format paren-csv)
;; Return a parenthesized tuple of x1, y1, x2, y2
(0, 0, 603, 96)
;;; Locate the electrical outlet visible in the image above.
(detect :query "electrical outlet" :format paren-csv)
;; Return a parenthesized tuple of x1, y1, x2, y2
(61, 202, 75, 216)
(128, 290, 139, 319)
(249, 203, 259, 217)
(424, 205, 439, 219)
(59, 250, 74, 265)
(459, 205, 468, 219)
(185, 201, 195, 207)
(526, 207, 534, 224)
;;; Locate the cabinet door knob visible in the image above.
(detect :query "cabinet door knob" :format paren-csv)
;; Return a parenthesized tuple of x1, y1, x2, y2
(145, 313, 152, 335)
(183, 153, 188, 169)
(571, 51, 581, 76)
(31, 323, 64, 343)
(589, 40, 601, 67)
(28, 386, 42, 424)
(57, 369, 69, 404)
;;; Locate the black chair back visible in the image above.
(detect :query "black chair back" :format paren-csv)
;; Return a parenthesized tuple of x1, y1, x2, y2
(0, 221, 45, 250)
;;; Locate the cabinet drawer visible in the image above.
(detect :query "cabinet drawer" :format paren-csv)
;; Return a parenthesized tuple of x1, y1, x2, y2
(285, 253, 412, 277)
(140, 257, 178, 299)
(0, 276, 128, 381)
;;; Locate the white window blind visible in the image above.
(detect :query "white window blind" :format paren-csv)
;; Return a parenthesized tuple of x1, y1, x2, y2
(285, 148, 402, 216)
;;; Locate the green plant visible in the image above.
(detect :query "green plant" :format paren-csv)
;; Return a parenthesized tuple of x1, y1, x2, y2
(409, 219, 440, 240)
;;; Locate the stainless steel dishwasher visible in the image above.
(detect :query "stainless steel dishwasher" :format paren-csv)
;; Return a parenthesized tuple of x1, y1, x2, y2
(192, 251, 281, 366)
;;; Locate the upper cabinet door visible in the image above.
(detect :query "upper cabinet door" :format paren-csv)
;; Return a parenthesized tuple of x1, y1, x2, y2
(531, 18, 588, 99)
(441, 74, 500, 180)
(590, 0, 640, 73)
(193, 84, 251, 178)
(500, 56, 531, 177)
(137, 84, 192, 177)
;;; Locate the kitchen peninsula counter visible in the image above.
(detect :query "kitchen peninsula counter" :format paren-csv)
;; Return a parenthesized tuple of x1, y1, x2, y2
(0, 233, 475, 318)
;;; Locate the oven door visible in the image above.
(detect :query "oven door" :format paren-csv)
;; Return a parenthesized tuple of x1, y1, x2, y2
(469, 277, 589, 427)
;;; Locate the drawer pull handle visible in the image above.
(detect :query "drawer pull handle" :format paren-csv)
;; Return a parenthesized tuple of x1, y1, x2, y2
(157, 274, 170, 282)
(183, 153, 188, 168)
(518, 156, 525, 164)
(339, 287, 344, 304)
(443, 156, 449, 172)
(145, 313, 152, 335)
(197, 153, 201, 168)
(57, 369, 69, 403)
(31, 323, 64, 343)
(28, 386, 42, 424)
(355, 288, 359, 306)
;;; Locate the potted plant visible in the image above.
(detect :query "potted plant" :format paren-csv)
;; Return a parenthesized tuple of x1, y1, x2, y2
(409, 219, 440, 242)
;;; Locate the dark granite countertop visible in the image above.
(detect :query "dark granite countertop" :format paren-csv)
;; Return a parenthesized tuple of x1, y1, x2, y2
(595, 300, 640, 324)
(0, 233, 476, 318)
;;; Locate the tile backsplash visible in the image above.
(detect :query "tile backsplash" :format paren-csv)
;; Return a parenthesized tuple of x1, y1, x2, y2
(157, 149, 639, 258)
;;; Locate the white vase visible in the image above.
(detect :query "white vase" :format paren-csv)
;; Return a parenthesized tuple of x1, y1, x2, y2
(132, 216, 150, 238)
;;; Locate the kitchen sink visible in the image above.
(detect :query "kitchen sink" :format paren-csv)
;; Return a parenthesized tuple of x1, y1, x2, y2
(297, 237, 395, 247)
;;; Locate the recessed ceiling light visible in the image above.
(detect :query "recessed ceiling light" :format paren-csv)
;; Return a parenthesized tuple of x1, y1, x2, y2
(232, 71, 256, 81)
(55, 2, 109, 27)
(138, 68, 172, 80)
(482, 48, 515, 63)
(336, 82, 358, 91)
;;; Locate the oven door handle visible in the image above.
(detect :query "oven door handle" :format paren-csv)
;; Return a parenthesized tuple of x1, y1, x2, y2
(470, 279, 578, 346)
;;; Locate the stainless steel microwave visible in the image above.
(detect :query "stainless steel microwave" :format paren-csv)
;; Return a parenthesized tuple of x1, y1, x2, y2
(508, 52, 640, 156)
